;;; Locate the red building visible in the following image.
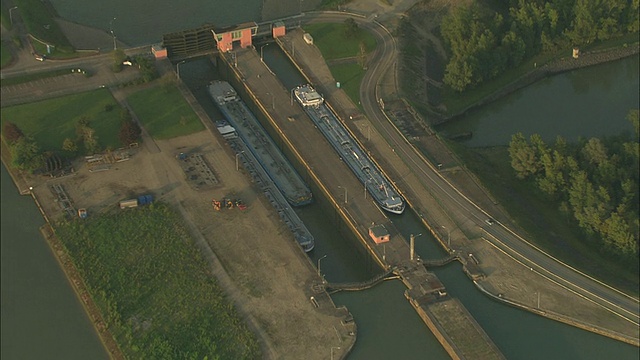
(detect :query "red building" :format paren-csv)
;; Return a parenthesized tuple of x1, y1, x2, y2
(272, 21, 286, 38)
(212, 22, 258, 53)
(369, 224, 390, 244)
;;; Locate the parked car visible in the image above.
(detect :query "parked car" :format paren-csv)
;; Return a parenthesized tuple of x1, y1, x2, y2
(34, 54, 46, 61)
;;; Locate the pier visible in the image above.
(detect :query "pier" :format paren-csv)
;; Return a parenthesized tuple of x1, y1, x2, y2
(212, 27, 505, 359)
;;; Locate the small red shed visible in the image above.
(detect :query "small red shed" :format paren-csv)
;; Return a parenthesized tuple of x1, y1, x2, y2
(369, 224, 390, 244)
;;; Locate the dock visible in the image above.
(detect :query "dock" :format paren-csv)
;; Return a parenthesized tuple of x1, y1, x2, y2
(215, 36, 505, 359)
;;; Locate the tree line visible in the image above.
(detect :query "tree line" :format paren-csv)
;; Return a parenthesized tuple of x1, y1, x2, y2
(441, 0, 640, 92)
(508, 110, 639, 259)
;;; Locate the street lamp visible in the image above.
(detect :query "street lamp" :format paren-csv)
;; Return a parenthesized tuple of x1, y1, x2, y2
(442, 225, 451, 247)
(109, 17, 117, 51)
(338, 186, 347, 204)
(177, 60, 186, 80)
(317, 254, 327, 277)
(364, 179, 371, 199)
(260, 43, 270, 62)
(9, 6, 18, 25)
(235, 151, 245, 171)
(331, 346, 341, 360)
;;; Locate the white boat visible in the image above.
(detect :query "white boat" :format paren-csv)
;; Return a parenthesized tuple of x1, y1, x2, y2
(294, 84, 405, 215)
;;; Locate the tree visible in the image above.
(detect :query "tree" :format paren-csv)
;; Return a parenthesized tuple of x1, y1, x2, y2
(112, 48, 127, 72)
(344, 18, 359, 37)
(10, 136, 43, 172)
(62, 138, 78, 153)
(119, 118, 142, 146)
(2, 122, 24, 144)
(509, 132, 540, 179)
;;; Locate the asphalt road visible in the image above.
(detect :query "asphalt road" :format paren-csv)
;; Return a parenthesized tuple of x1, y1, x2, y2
(300, 11, 640, 326)
(2, 8, 638, 328)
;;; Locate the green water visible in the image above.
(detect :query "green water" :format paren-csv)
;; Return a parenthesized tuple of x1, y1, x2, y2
(438, 55, 639, 147)
(0, 165, 108, 359)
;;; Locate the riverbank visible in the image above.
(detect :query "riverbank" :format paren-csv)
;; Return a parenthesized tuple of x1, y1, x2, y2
(0, 141, 122, 358)
(439, 43, 640, 124)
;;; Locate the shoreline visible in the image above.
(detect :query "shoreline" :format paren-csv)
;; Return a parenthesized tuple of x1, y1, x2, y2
(0, 150, 123, 359)
(431, 43, 640, 124)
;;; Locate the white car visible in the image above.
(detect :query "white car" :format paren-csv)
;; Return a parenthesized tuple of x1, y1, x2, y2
(485, 218, 495, 226)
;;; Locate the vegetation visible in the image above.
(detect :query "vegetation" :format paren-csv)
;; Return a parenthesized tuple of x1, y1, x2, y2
(328, 62, 366, 110)
(1, 41, 12, 68)
(441, 0, 639, 92)
(302, 21, 376, 107)
(2, 122, 25, 144)
(126, 85, 204, 140)
(0, 67, 85, 86)
(0, 89, 123, 153)
(118, 109, 142, 146)
(450, 142, 639, 294)
(508, 110, 639, 261)
(12, 0, 73, 53)
(303, 22, 376, 61)
(54, 203, 260, 359)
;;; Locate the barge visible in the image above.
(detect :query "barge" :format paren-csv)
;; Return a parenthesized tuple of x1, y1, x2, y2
(212, 123, 315, 252)
(294, 84, 405, 215)
(208, 80, 312, 207)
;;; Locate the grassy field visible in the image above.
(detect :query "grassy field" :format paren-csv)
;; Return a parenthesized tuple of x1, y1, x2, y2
(0, 89, 122, 152)
(127, 85, 204, 140)
(0, 67, 84, 86)
(13, 0, 73, 52)
(328, 62, 366, 110)
(450, 143, 639, 294)
(303, 22, 376, 61)
(54, 203, 260, 359)
(0, 41, 12, 68)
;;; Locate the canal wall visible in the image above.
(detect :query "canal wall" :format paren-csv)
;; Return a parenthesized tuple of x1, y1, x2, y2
(218, 35, 506, 358)
(0, 148, 123, 359)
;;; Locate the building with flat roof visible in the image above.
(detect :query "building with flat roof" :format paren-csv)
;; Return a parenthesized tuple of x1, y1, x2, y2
(369, 224, 390, 244)
(212, 22, 258, 53)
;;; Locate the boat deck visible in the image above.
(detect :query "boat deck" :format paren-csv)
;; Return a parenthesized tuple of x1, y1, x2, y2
(209, 81, 312, 207)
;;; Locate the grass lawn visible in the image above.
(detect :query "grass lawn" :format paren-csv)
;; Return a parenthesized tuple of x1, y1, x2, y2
(127, 85, 204, 140)
(55, 203, 260, 359)
(329, 62, 366, 110)
(0, 89, 122, 152)
(0, 67, 82, 86)
(303, 22, 376, 61)
(0, 41, 12, 68)
(451, 143, 639, 294)
(13, 0, 73, 52)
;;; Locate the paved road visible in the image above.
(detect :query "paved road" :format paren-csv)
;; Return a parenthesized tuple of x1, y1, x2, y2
(298, 11, 640, 327)
(2, 8, 637, 329)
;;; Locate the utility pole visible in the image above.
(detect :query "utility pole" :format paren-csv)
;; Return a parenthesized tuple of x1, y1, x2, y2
(9, 6, 18, 25)
(109, 17, 117, 51)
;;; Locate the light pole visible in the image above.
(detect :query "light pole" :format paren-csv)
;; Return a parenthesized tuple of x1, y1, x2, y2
(177, 60, 186, 80)
(442, 225, 451, 247)
(260, 43, 270, 62)
(109, 17, 117, 51)
(290, 87, 294, 106)
(338, 186, 347, 204)
(235, 151, 245, 171)
(317, 254, 327, 277)
(364, 179, 371, 199)
(9, 6, 18, 25)
(331, 346, 341, 360)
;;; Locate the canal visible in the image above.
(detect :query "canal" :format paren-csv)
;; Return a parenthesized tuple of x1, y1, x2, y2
(3, 1, 638, 358)
(1, 165, 108, 359)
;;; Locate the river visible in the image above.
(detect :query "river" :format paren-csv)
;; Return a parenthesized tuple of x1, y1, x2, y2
(438, 55, 639, 147)
(2, 1, 639, 359)
(0, 165, 108, 359)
